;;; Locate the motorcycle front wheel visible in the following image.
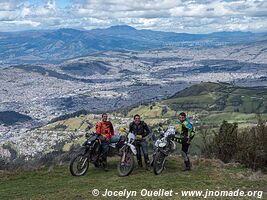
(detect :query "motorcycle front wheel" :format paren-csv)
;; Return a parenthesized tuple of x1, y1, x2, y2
(70, 153, 89, 176)
(153, 151, 166, 175)
(117, 150, 134, 177)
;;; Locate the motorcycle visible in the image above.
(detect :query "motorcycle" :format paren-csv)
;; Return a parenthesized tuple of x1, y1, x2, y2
(70, 133, 125, 176)
(151, 126, 177, 175)
(117, 132, 137, 177)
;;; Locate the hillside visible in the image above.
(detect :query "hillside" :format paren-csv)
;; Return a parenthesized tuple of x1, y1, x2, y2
(166, 82, 267, 113)
(126, 82, 267, 126)
(0, 157, 266, 200)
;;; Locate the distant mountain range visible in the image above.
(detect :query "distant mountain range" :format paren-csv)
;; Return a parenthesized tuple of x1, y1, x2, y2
(1, 25, 267, 65)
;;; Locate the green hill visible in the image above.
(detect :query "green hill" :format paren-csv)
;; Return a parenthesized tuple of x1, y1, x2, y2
(126, 82, 267, 126)
(166, 82, 267, 113)
(0, 157, 266, 200)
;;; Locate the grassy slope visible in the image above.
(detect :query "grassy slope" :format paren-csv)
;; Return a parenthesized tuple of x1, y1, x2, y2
(0, 157, 266, 200)
(127, 82, 267, 125)
(165, 83, 267, 119)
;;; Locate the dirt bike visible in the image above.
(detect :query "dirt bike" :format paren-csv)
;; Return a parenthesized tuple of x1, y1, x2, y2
(117, 132, 137, 177)
(70, 133, 125, 176)
(151, 126, 177, 175)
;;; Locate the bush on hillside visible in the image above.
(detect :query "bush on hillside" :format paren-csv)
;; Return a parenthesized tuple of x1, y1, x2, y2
(200, 116, 267, 171)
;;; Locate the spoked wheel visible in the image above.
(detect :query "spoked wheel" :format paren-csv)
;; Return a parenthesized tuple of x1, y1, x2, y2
(117, 151, 134, 177)
(70, 154, 89, 176)
(153, 151, 166, 175)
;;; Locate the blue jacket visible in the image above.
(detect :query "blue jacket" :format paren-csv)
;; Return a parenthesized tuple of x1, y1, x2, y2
(178, 119, 193, 138)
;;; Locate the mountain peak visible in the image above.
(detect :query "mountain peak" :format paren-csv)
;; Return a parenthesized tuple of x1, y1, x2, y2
(56, 28, 84, 34)
(107, 25, 136, 31)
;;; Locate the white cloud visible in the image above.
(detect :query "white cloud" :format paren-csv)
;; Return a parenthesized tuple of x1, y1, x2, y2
(5, 20, 40, 27)
(0, 0, 266, 33)
(170, 1, 241, 18)
(0, 0, 23, 11)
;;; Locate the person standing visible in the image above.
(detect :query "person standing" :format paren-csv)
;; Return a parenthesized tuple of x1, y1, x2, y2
(129, 114, 151, 169)
(177, 112, 194, 171)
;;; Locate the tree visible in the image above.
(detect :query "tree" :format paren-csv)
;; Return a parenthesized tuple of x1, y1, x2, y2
(213, 120, 238, 163)
(236, 115, 267, 171)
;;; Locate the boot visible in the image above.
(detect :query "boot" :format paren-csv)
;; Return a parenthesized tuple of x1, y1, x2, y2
(183, 160, 191, 171)
(137, 159, 143, 168)
(102, 156, 109, 171)
(145, 160, 150, 170)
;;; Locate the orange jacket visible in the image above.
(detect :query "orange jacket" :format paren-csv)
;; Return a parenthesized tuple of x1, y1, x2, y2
(96, 121, 114, 140)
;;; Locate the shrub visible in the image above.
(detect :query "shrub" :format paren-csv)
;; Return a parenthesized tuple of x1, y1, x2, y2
(213, 120, 238, 163)
(236, 116, 267, 171)
(200, 116, 267, 171)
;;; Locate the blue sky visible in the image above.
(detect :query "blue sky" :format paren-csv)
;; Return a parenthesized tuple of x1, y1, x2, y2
(0, 0, 266, 33)
(28, 0, 71, 8)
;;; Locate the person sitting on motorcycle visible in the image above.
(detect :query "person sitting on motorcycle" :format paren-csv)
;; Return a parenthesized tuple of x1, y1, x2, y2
(129, 114, 151, 169)
(96, 113, 114, 171)
(177, 112, 194, 171)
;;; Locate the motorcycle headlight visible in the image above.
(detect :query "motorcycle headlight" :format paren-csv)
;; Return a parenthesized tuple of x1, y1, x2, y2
(159, 142, 166, 148)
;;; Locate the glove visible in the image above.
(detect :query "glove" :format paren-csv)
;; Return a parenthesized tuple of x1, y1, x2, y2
(136, 135, 143, 140)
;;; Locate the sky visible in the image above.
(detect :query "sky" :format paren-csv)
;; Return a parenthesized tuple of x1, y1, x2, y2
(0, 0, 266, 33)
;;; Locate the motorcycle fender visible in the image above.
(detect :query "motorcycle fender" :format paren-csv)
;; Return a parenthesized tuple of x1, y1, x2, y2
(128, 144, 137, 155)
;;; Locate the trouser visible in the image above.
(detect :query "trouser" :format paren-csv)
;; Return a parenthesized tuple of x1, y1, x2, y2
(181, 138, 191, 170)
(181, 138, 190, 162)
(135, 140, 149, 166)
(98, 136, 109, 162)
